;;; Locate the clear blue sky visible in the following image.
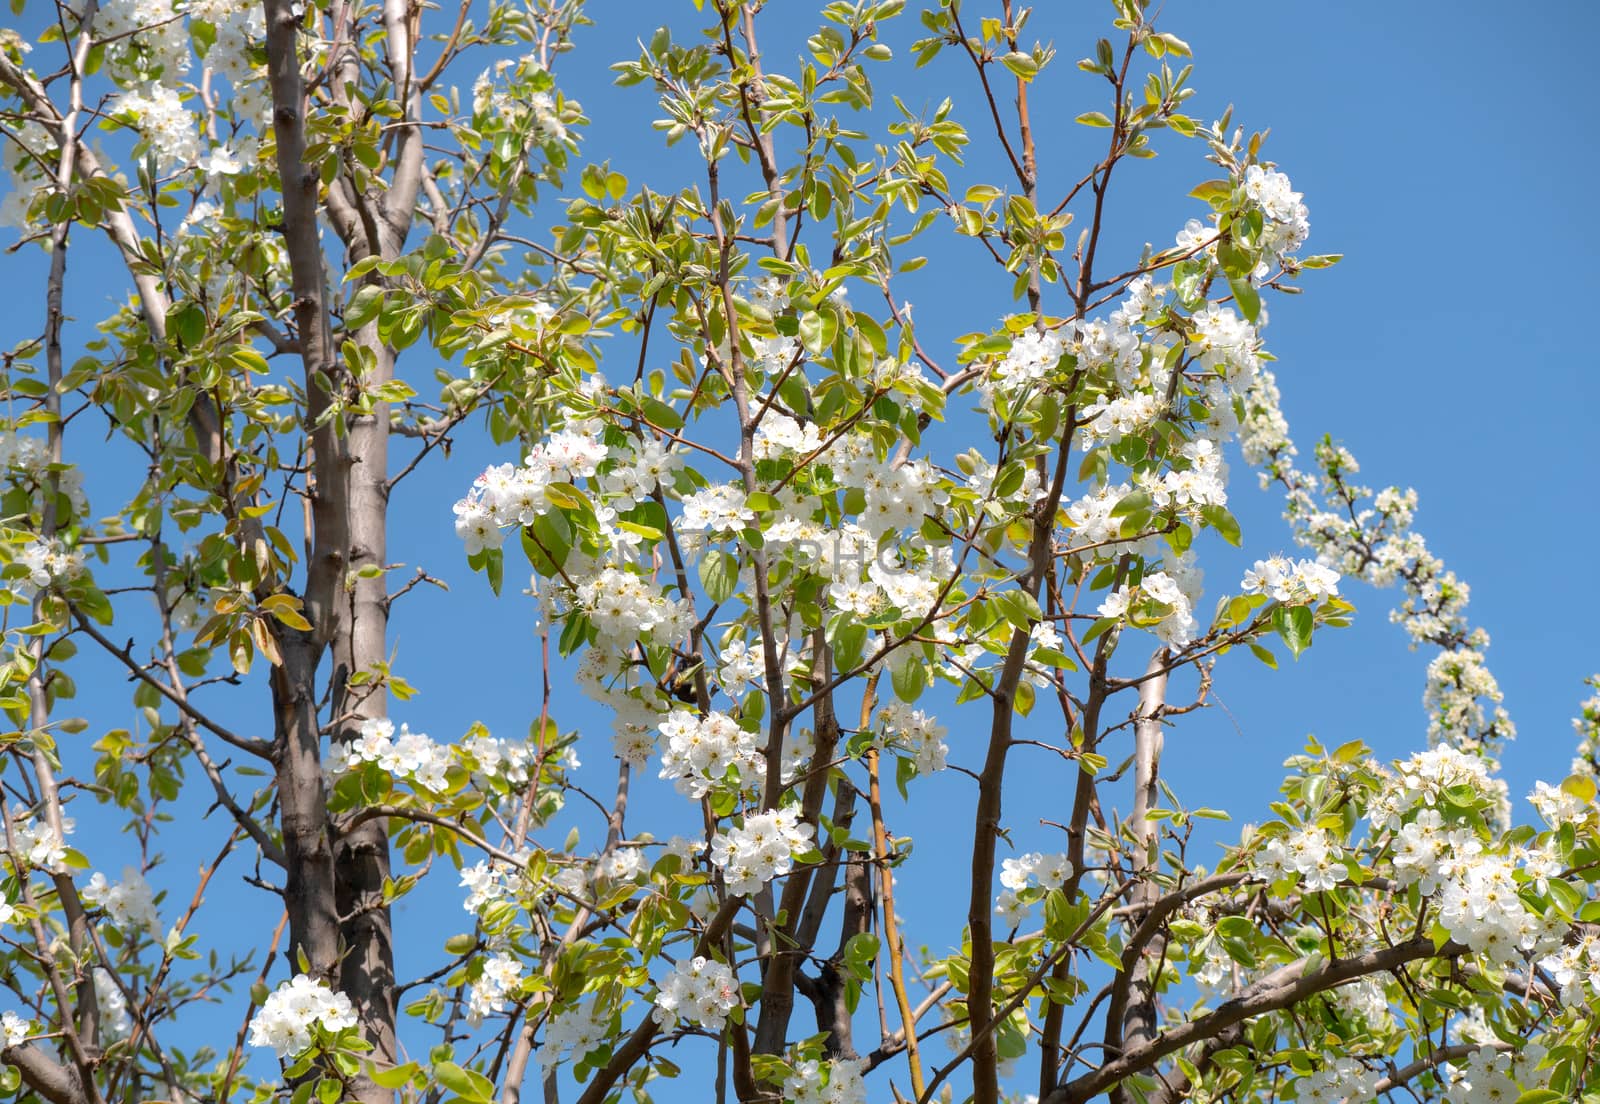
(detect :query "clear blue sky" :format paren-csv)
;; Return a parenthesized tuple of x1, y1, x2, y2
(5, 0, 1596, 1096)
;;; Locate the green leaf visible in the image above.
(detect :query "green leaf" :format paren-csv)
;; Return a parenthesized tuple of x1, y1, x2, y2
(1042, 889, 1087, 943)
(1248, 643, 1277, 669)
(1547, 878, 1584, 920)
(1227, 273, 1260, 324)
(544, 482, 590, 512)
(1000, 51, 1040, 80)
(892, 654, 926, 703)
(641, 395, 683, 430)
(699, 549, 738, 604)
(1153, 32, 1191, 57)
(896, 753, 916, 799)
(1110, 489, 1153, 519)
(344, 285, 385, 330)
(842, 932, 880, 981)
(168, 300, 206, 347)
(1075, 111, 1112, 127)
(484, 547, 503, 596)
(992, 590, 1040, 632)
(1515, 1092, 1566, 1104)
(1561, 774, 1596, 804)
(1189, 179, 1233, 206)
(371, 1063, 419, 1090)
(1030, 647, 1078, 671)
(1272, 605, 1313, 659)
(433, 1062, 493, 1104)
(798, 310, 836, 354)
(1200, 504, 1241, 547)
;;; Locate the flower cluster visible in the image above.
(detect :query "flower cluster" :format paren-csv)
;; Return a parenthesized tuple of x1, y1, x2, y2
(1079, 390, 1163, 448)
(0, 435, 85, 511)
(83, 867, 161, 935)
(783, 1057, 868, 1104)
(1539, 931, 1600, 1006)
(111, 84, 199, 172)
(708, 808, 814, 897)
(1187, 304, 1261, 392)
(15, 539, 85, 589)
(987, 328, 1064, 395)
(754, 412, 823, 460)
(1368, 746, 1505, 832)
(599, 439, 682, 508)
(327, 718, 452, 791)
(577, 649, 670, 762)
(328, 719, 542, 797)
(0, 122, 55, 232)
(1243, 164, 1310, 262)
(1239, 556, 1340, 604)
(1388, 810, 1475, 896)
(652, 956, 739, 1032)
(95, 969, 132, 1040)
(1444, 1045, 1543, 1103)
(576, 568, 689, 644)
(537, 997, 609, 1069)
(678, 485, 754, 534)
(186, 0, 266, 88)
(471, 57, 575, 144)
(1423, 648, 1509, 755)
(1, 1010, 31, 1049)
(657, 710, 764, 798)
(93, 0, 188, 85)
(1295, 1057, 1379, 1104)
(877, 701, 948, 775)
(1138, 438, 1229, 514)
(715, 637, 766, 699)
(248, 975, 358, 1059)
(594, 846, 645, 884)
(459, 857, 526, 915)
(1253, 826, 1343, 892)
(468, 952, 524, 1026)
(995, 850, 1073, 925)
(5, 805, 72, 871)
(1333, 975, 1393, 1033)
(452, 431, 610, 553)
(1003, 851, 1073, 890)
(1529, 780, 1592, 827)
(1437, 854, 1557, 964)
(1097, 558, 1204, 647)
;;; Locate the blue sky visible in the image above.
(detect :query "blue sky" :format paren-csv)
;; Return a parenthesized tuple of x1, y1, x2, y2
(4, 0, 1597, 1096)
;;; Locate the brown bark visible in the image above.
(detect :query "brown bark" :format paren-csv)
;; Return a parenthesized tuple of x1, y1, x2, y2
(260, 0, 411, 1095)
(1045, 937, 1466, 1103)
(1105, 649, 1169, 1104)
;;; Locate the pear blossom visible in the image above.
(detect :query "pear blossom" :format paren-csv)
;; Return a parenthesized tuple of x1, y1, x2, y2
(83, 867, 161, 935)
(248, 975, 358, 1058)
(708, 807, 814, 897)
(652, 956, 739, 1031)
(2, 1010, 32, 1049)
(537, 998, 609, 1069)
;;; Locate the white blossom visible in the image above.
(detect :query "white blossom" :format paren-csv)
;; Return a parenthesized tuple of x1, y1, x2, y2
(2, 1010, 32, 1049)
(248, 975, 358, 1058)
(652, 956, 739, 1032)
(709, 807, 814, 897)
(83, 867, 161, 935)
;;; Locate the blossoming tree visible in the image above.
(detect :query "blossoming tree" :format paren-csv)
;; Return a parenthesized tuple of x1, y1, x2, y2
(1, 1, 1597, 1103)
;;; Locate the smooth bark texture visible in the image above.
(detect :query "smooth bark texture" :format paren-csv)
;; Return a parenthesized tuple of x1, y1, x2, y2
(1106, 648, 1169, 1104)
(259, 0, 418, 1093)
